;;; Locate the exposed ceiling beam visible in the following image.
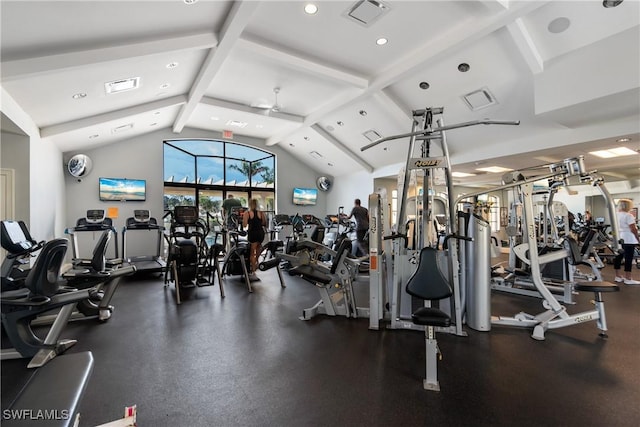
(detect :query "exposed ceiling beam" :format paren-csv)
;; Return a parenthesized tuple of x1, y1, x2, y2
(200, 96, 304, 123)
(172, 1, 259, 133)
(1, 33, 218, 80)
(375, 90, 413, 124)
(41, 95, 186, 138)
(506, 18, 544, 74)
(311, 124, 374, 173)
(265, 1, 549, 149)
(236, 37, 369, 89)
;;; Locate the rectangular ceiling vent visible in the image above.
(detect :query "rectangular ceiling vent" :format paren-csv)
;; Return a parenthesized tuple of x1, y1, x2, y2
(105, 77, 140, 95)
(461, 87, 498, 111)
(363, 129, 382, 142)
(111, 123, 134, 134)
(309, 151, 323, 159)
(225, 120, 248, 129)
(343, 0, 390, 27)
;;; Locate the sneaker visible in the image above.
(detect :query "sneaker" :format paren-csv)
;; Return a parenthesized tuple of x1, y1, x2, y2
(623, 279, 640, 285)
(614, 277, 624, 283)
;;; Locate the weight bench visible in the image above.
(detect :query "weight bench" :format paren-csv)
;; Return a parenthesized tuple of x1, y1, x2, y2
(3, 351, 94, 427)
(406, 246, 453, 391)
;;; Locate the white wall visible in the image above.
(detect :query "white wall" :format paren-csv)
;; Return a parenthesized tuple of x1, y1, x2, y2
(1, 86, 65, 241)
(63, 127, 326, 251)
(1, 130, 30, 223)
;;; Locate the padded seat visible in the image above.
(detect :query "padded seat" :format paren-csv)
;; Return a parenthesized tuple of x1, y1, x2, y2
(573, 281, 619, 293)
(411, 307, 452, 327)
(289, 265, 332, 284)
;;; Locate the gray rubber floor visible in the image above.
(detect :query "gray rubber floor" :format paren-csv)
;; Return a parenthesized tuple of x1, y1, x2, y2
(2, 262, 639, 426)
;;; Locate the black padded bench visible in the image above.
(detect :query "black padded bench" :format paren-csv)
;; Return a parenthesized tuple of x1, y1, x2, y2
(3, 352, 94, 427)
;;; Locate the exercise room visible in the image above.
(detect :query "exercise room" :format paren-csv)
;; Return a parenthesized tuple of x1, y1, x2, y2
(1, 1, 639, 426)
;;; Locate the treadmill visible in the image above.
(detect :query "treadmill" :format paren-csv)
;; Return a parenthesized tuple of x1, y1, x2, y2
(122, 210, 166, 274)
(65, 209, 119, 260)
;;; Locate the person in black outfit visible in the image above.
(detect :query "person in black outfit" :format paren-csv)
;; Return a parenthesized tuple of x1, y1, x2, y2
(243, 198, 266, 275)
(348, 198, 369, 256)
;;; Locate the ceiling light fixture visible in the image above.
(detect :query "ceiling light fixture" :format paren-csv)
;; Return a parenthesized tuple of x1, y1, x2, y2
(589, 146, 637, 158)
(105, 77, 140, 94)
(225, 120, 248, 129)
(359, 110, 367, 116)
(309, 151, 323, 159)
(210, 116, 219, 121)
(166, 62, 179, 69)
(183, 0, 198, 4)
(111, 123, 134, 134)
(304, 3, 318, 14)
(345, 0, 390, 27)
(616, 137, 631, 143)
(602, 0, 623, 8)
(476, 166, 513, 173)
(376, 37, 388, 46)
(452, 171, 476, 178)
(289, 143, 295, 147)
(160, 83, 170, 89)
(337, 121, 344, 126)
(304, 136, 310, 141)
(419, 81, 430, 90)
(328, 163, 334, 167)
(458, 63, 470, 72)
(72, 92, 87, 99)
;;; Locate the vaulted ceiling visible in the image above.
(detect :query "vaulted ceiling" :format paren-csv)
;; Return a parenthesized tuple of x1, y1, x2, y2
(1, 0, 638, 185)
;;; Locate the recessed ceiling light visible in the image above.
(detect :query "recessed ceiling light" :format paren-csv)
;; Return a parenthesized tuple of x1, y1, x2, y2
(328, 163, 334, 167)
(166, 62, 179, 69)
(337, 121, 344, 126)
(419, 81, 430, 90)
(458, 63, 470, 72)
(548, 17, 570, 34)
(376, 37, 388, 46)
(589, 146, 637, 158)
(309, 151, 323, 159)
(289, 143, 295, 147)
(616, 137, 631, 143)
(112, 123, 134, 134)
(476, 166, 513, 173)
(160, 83, 170, 89)
(602, 0, 623, 8)
(72, 92, 87, 99)
(183, 0, 198, 4)
(304, 136, 310, 141)
(304, 3, 318, 14)
(359, 110, 367, 116)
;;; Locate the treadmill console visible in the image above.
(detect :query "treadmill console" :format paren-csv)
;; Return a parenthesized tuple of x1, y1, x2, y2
(86, 209, 106, 223)
(174, 206, 198, 226)
(134, 210, 150, 223)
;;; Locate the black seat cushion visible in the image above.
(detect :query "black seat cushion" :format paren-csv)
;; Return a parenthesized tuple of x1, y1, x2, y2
(289, 265, 332, 284)
(411, 307, 451, 327)
(574, 281, 620, 293)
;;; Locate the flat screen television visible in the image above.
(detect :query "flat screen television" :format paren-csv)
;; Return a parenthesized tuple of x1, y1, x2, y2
(293, 187, 317, 206)
(99, 177, 146, 202)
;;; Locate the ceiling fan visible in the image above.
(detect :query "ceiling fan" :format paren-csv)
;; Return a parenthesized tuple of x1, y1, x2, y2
(251, 87, 281, 114)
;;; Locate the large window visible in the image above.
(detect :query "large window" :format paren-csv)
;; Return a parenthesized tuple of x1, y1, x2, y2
(163, 139, 276, 219)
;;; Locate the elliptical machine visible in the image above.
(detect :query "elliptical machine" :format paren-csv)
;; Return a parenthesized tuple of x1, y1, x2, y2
(164, 206, 224, 304)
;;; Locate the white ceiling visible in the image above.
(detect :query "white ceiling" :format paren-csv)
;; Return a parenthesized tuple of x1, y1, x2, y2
(1, 0, 639, 185)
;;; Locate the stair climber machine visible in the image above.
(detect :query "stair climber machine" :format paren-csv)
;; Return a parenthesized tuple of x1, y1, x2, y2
(122, 210, 166, 274)
(164, 206, 224, 304)
(459, 156, 620, 340)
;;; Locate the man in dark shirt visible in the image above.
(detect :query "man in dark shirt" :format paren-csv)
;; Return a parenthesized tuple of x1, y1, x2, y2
(348, 198, 369, 256)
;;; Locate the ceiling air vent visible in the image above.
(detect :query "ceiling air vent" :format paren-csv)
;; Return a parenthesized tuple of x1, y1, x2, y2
(344, 0, 390, 27)
(461, 87, 497, 111)
(111, 123, 134, 134)
(363, 129, 382, 142)
(105, 77, 140, 95)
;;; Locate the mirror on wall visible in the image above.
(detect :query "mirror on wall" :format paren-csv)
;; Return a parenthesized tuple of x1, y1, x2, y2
(66, 154, 93, 179)
(316, 176, 332, 192)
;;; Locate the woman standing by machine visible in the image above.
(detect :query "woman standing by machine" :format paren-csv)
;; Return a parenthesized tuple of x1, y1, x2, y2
(613, 198, 640, 285)
(243, 199, 266, 277)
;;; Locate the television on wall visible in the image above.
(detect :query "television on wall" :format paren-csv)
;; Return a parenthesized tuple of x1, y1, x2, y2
(99, 177, 146, 202)
(293, 187, 318, 206)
